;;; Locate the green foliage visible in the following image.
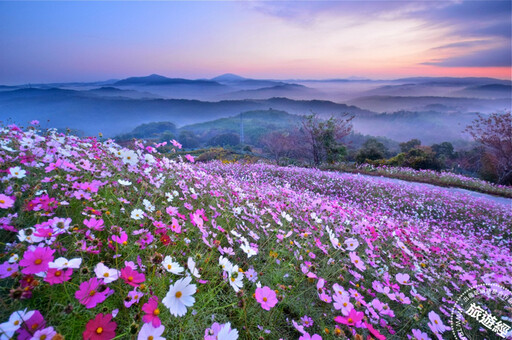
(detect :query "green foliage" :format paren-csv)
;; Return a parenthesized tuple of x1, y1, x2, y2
(355, 138, 389, 163)
(399, 139, 421, 153)
(207, 133, 240, 147)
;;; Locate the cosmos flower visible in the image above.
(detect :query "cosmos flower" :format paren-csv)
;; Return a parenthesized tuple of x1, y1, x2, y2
(131, 209, 145, 220)
(204, 322, 239, 340)
(48, 257, 82, 270)
(162, 276, 196, 317)
(19, 246, 55, 275)
(162, 256, 184, 275)
(9, 166, 26, 179)
(75, 277, 113, 309)
(334, 308, 364, 327)
(0, 194, 15, 209)
(344, 238, 359, 251)
(142, 296, 161, 327)
(396, 273, 411, 285)
(0, 261, 18, 278)
(255, 286, 278, 311)
(83, 313, 117, 340)
(44, 268, 73, 285)
(94, 263, 120, 284)
(138, 323, 165, 340)
(120, 266, 145, 287)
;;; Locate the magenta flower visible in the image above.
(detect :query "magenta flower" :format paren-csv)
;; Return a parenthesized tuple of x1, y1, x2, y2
(84, 218, 105, 231)
(349, 252, 366, 271)
(19, 246, 55, 275)
(44, 268, 73, 285)
(0, 260, 18, 278)
(142, 296, 162, 327)
(75, 277, 113, 308)
(255, 286, 278, 311)
(0, 194, 15, 209)
(120, 266, 145, 287)
(124, 288, 144, 308)
(16, 310, 46, 340)
(334, 308, 364, 327)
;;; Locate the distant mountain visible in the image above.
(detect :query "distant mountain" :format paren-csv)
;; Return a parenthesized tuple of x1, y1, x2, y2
(221, 84, 320, 100)
(394, 77, 512, 86)
(211, 73, 247, 82)
(348, 95, 511, 113)
(0, 88, 375, 136)
(87, 87, 160, 99)
(453, 84, 512, 98)
(115, 74, 223, 87)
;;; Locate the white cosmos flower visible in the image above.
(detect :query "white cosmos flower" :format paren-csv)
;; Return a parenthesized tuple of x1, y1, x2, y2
(229, 270, 244, 292)
(219, 256, 233, 273)
(240, 242, 257, 258)
(131, 209, 144, 220)
(137, 323, 165, 340)
(94, 262, 120, 284)
(118, 179, 132, 186)
(121, 150, 138, 165)
(162, 256, 184, 275)
(49, 257, 82, 270)
(0, 309, 35, 338)
(187, 257, 201, 278)
(9, 166, 26, 179)
(162, 276, 196, 317)
(344, 238, 359, 251)
(217, 322, 239, 340)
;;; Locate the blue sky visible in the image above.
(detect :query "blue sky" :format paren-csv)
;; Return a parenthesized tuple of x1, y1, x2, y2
(0, 1, 510, 84)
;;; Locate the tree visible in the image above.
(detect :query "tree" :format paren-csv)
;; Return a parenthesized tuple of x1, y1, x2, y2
(207, 133, 240, 147)
(301, 114, 353, 166)
(355, 138, 388, 163)
(262, 130, 303, 165)
(399, 139, 421, 153)
(465, 112, 512, 184)
(432, 142, 454, 160)
(178, 130, 200, 149)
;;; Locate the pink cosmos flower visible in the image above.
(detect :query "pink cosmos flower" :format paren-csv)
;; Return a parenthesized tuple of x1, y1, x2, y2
(120, 266, 145, 287)
(31, 326, 57, 340)
(428, 311, 449, 334)
(396, 273, 411, 285)
(299, 333, 322, 340)
(142, 296, 162, 327)
(16, 310, 46, 340)
(44, 268, 73, 285)
(349, 252, 366, 271)
(19, 246, 55, 275)
(185, 154, 195, 163)
(75, 277, 113, 308)
(0, 194, 15, 209)
(255, 286, 278, 311)
(84, 218, 105, 231)
(124, 288, 144, 308)
(364, 321, 386, 340)
(0, 261, 18, 278)
(83, 313, 117, 340)
(409, 329, 430, 340)
(334, 308, 364, 327)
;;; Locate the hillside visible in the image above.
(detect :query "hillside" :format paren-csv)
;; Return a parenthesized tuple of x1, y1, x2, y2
(0, 126, 510, 339)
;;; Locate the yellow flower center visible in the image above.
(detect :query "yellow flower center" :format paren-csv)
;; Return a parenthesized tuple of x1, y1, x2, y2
(175, 291, 182, 298)
(40, 336, 47, 340)
(148, 337, 154, 340)
(89, 290, 96, 296)
(104, 273, 109, 277)
(348, 318, 353, 323)
(55, 271, 62, 277)
(0, 200, 4, 204)
(343, 302, 347, 307)
(34, 259, 43, 265)
(96, 327, 103, 334)
(14, 320, 19, 325)
(167, 264, 172, 270)
(153, 308, 160, 316)
(263, 297, 268, 302)
(128, 276, 133, 282)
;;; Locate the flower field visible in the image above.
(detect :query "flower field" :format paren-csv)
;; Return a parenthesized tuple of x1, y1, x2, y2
(332, 163, 512, 198)
(1, 124, 511, 339)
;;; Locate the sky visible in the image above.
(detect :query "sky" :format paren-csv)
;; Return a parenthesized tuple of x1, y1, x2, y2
(0, 0, 510, 84)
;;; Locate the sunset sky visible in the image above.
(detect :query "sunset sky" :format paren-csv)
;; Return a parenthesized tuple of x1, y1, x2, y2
(0, 0, 510, 84)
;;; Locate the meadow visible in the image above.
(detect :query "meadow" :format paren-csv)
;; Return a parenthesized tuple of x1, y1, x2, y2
(0, 123, 511, 339)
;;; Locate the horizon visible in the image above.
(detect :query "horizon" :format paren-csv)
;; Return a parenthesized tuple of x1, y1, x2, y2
(1, 1, 511, 85)
(3, 72, 512, 87)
